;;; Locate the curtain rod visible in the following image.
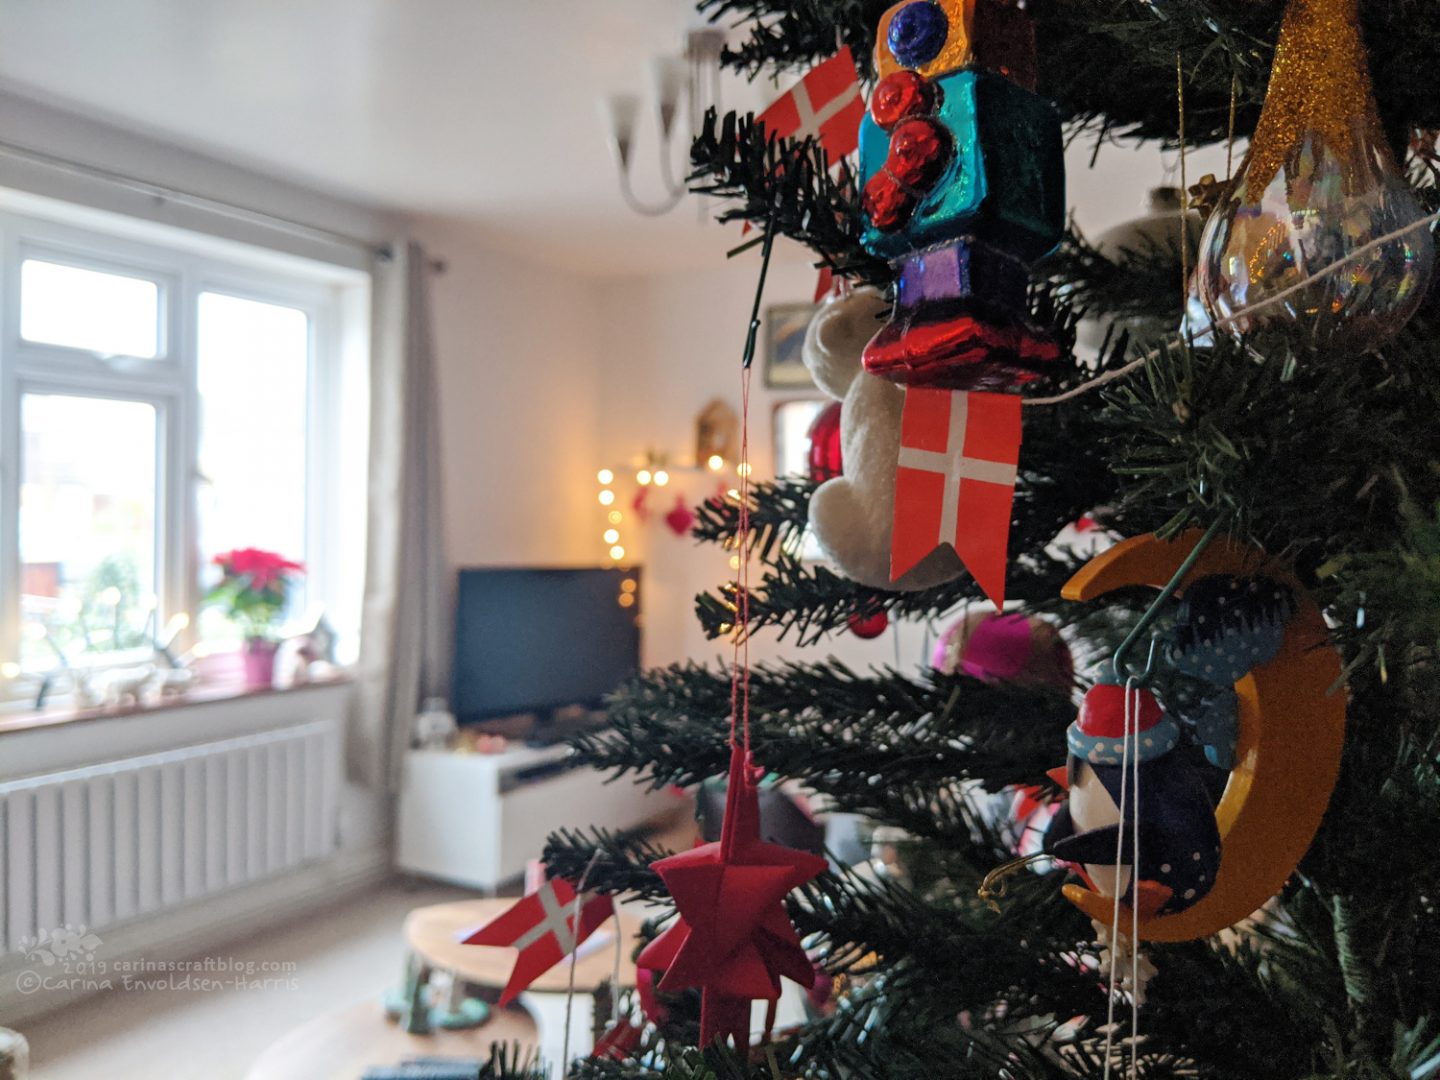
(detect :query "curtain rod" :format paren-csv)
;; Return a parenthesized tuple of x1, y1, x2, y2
(0, 137, 392, 260)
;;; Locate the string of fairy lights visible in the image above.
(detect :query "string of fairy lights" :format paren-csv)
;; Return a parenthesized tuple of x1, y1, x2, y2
(595, 453, 752, 569)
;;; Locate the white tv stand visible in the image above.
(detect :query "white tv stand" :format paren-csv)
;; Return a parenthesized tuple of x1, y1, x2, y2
(395, 741, 675, 892)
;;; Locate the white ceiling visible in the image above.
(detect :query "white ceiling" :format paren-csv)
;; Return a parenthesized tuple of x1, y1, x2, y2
(0, 0, 1228, 276)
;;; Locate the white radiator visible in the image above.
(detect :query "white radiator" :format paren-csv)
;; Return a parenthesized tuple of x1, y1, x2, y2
(0, 719, 339, 953)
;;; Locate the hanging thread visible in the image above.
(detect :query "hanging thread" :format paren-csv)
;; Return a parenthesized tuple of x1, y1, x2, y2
(1021, 207, 1440, 408)
(561, 848, 603, 1073)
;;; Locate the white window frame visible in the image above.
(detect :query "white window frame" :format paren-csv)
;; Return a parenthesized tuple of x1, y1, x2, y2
(0, 205, 366, 696)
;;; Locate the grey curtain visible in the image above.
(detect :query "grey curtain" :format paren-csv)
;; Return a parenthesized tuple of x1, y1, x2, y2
(350, 241, 449, 791)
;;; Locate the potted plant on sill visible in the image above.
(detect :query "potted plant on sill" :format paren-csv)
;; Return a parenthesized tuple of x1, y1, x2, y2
(205, 548, 305, 689)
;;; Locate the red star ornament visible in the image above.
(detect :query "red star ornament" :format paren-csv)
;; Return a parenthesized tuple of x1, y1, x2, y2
(638, 744, 827, 1052)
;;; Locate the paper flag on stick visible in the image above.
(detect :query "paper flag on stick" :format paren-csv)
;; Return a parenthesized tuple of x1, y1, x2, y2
(756, 47, 864, 164)
(891, 388, 1021, 607)
(592, 1019, 644, 1060)
(744, 48, 865, 235)
(462, 877, 614, 1005)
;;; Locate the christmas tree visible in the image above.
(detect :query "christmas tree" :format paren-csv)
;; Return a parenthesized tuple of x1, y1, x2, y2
(544, 1, 1440, 1076)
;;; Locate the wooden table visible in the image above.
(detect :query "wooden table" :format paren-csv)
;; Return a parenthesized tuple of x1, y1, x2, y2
(404, 899, 642, 994)
(245, 999, 539, 1080)
(404, 898, 644, 1079)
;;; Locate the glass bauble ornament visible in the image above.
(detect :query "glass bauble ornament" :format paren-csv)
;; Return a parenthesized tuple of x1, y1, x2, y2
(806, 400, 843, 483)
(1196, 0, 1434, 353)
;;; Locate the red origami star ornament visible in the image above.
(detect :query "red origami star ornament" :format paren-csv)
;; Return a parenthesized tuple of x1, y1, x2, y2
(638, 744, 827, 1052)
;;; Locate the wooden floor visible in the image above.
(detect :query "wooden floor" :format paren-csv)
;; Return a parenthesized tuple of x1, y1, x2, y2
(23, 813, 700, 1080)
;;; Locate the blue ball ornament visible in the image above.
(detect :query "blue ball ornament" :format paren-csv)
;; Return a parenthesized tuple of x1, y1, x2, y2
(888, 2, 950, 68)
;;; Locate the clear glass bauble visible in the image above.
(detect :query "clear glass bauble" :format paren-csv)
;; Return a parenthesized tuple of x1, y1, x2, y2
(1196, 129, 1434, 353)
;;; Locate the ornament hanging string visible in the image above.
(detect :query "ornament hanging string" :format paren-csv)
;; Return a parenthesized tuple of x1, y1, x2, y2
(1100, 677, 1135, 1080)
(733, 202, 779, 754)
(1177, 52, 1190, 309)
(1022, 207, 1440, 408)
(561, 848, 603, 1071)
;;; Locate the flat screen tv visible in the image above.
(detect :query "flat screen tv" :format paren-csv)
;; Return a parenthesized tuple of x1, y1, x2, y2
(451, 567, 641, 725)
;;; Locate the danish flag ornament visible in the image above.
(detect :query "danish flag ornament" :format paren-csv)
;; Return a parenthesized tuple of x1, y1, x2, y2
(892, 388, 1021, 606)
(756, 47, 865, 163)
(461, 876, 614, 1005)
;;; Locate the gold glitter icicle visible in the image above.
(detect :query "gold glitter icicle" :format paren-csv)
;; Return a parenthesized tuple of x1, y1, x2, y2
(1246, 0, 1387, 200)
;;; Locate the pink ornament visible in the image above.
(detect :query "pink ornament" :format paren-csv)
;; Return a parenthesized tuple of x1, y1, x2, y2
(932, 611, 1072, 690)
(664, 497, 696, 537)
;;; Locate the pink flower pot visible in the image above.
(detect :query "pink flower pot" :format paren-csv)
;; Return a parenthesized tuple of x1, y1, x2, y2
(242, 638, 279, 689)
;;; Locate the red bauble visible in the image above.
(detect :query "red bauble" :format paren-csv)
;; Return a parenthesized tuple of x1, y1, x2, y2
(871, 70, 936, 130)
(665, 496, 697, 537)
(848, 610, 889, 639)
(862, 172, 913, 232)
(886, 117, 950, 189)
(806, 401, 844, 483)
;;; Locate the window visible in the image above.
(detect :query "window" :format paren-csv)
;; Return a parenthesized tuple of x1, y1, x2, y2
(0, 207, 369, 690)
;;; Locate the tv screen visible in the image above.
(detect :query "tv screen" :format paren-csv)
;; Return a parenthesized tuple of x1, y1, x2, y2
(451, 567, 641, 723)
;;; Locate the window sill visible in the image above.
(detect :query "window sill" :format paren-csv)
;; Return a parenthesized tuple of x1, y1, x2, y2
(0, 672, 353, 738)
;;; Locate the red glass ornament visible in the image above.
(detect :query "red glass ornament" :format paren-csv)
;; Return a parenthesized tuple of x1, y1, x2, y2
(848, 610, 889, 639)
(664, 496, 696, 537)
(887, 117, 950, 189)
(862, 172, 913, 231)
(806, 401, 844, 483)
(871, 70, 936, 131)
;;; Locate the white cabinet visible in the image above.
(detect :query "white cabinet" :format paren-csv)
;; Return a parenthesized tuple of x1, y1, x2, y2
(395, 743, 674, 892)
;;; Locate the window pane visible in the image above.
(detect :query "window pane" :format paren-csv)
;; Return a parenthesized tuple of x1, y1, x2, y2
(20, 259, 161, 358)
(197, 292, 309, 641)
(20, 394, 159, 668)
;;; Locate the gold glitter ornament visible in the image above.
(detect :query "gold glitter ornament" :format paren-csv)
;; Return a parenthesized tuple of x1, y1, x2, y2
(1196, 0, 1435, 352)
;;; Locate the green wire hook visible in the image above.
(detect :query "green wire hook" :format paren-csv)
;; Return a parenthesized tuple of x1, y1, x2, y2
(1110, 518, 1225, 685)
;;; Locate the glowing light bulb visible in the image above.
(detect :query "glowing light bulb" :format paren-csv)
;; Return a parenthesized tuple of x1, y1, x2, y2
(607, 510, 623, 524)
(604, 529, 620, 544)
(737, 462, 753, 478)
(599, 489, 616, 506)
(22, 622, 47, 641)
(1, 662, 20, 680)
(729, 555, 741, 570)
(636, 469, 653, 486)
(621, 578, 638, 593)
(597, 468, 615, 485)
(1196, 0, 1434, 351)
(609, 545, 626, 561)
(707, 454, 725, 471)
(618, 593, 636, 609)
(98, 586, 123, 606)
(653, 470, 670, 487)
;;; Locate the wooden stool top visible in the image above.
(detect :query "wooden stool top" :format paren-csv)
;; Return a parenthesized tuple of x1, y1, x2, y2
(404, 898, 643, 995)
(244, 999, 539, 1080)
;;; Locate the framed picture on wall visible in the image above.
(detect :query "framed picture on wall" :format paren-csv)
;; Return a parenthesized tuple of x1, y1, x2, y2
(764, 303, 817, 388)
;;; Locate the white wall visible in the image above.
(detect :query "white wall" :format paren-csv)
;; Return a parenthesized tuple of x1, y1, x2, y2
(409, 216, 606, 570)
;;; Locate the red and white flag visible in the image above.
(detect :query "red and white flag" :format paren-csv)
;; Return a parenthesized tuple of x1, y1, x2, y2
(756, 46, 865, 161)
(462, 877, 614, 1005)
(591, 1019, 644, 1060)
(891, 389, 1022, 607)
(744, 48, 865, 236)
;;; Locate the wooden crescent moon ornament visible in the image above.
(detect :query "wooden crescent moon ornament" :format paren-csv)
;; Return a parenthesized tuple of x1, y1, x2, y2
(1058, 529, 1346, 942)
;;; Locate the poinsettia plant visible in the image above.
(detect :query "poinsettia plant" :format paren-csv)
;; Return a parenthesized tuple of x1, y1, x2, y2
(205, 548, 305, 642)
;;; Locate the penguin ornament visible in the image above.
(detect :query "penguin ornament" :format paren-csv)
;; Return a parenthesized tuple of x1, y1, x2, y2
(1044, 681, 1221, 919)
(1017, 529, 1347, 945)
